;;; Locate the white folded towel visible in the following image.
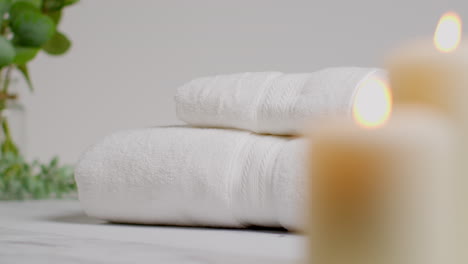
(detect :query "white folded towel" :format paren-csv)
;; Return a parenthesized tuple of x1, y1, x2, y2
(175, 67, 386, 135)
(75, 126, 307, 230)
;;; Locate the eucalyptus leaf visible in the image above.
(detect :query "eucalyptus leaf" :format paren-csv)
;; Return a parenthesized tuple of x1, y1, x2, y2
(0, 152, 76, 200)
(9, 1, 39, 21)
(16, 64, 33, 91)
(63, 0, 78, 6)
(0, 0, 78, 202)
(0, 121, 19, 155)
(0, 0, 12, 24)
(12, 0, 41, 8)
(42, 0, 64, 12)
(46, 9, 61, 24)
(13, 45, 38, 64)
(11, 10, 55, 47)
(0, 0, 11, 11)
(42, 31, 70, 55)
(0, 35, 15, 67)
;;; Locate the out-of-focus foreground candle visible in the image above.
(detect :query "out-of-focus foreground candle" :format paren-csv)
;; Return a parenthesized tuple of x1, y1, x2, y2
(388, 12, 468, 259)
(388, 12, 468, 115)
(308, 78, 458, 264)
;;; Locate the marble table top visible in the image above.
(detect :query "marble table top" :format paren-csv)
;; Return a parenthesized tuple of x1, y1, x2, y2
(0, 200, 305, 264)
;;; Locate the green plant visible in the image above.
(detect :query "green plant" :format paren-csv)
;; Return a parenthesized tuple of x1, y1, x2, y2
(0, 0, 79, 200)
(0, 152, 76, 200)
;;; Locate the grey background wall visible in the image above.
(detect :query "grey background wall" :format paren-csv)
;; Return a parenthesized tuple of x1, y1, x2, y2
(20, 0, 467, 163)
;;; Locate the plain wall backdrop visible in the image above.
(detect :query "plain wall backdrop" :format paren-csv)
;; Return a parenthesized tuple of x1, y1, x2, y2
(19, 0, 468, 163)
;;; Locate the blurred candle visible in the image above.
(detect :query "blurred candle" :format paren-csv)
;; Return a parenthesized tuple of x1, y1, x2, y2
(388, 12, 468, 116)
(388, 12, 468, 259)
(388, 12, 468, 158)
(307, 77, 458, 264)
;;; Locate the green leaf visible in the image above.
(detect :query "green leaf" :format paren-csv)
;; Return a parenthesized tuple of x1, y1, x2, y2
(0, 36, 15, 67)
(10, 10, 56, 47)
(12, 0, 41, 8)
(42, 0, 64, 12)
(0, 0, 12, 24)
(0, 0, 12, 10)
(16, 64, 33, 91)
(63, 0, 78, 6)
(46, 10, 61, 24)
(1, 138, 19, 156)
(42, 31, 70, 55)
(13, 45, 38, 64)
(50, 156, 58, 167)
(1, 120, 19, 156)
(9, 1, 39, 21)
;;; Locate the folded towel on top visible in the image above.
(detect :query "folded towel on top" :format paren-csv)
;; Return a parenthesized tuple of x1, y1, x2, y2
(175, 67, 386, 135)
(75, 126, 307, 230)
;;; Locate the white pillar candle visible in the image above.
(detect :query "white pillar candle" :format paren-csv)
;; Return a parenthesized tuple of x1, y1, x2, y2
(387, 12, 468, 175)
(388, 12, 468, 118)
(307, 77, 459, 264)
(387, 12, 468, 259)
(388, 12, 468, 117)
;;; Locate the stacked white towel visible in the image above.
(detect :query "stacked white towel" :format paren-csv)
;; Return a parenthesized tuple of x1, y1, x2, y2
(176, 68, 386, 135)
(76, 126, 307, 230)
(75, 67, 386, 230)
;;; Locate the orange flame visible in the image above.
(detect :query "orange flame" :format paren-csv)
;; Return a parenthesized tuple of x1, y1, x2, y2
(353, 76, 392, 129)
(434, 12, 462, 53)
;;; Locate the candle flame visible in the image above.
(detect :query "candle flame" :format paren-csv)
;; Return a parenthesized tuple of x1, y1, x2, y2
(434, 12, 462, 53)
(353, 76, 392, 129)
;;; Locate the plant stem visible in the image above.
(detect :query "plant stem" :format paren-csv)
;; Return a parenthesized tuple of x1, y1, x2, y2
(1, 119, 18, 154)
(0, 66, 13, 111)
(0, 67, 19, 156)
(2, 66, 12, 93)
(0, 10, 23, 158)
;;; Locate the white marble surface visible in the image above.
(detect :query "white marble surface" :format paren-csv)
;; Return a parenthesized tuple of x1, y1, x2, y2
(0, 200, 305, 264)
